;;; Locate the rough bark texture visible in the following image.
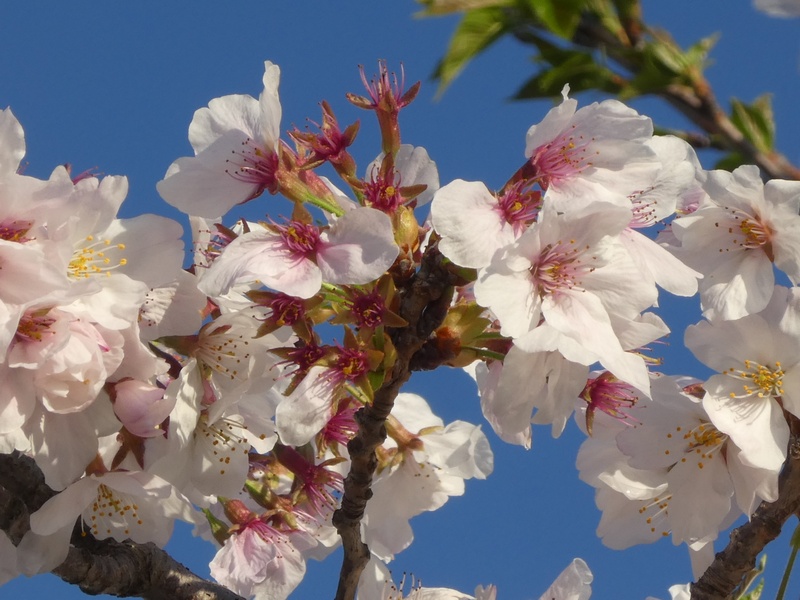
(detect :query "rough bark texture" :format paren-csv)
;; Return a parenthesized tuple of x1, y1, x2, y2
(332, 243, 458, 600)
(0, 452, 244, 600)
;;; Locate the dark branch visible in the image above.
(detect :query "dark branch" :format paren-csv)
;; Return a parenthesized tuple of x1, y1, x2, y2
(0, 452, 244, 600)
(691, 415, 800, 599)
(332, 242, 458, 600)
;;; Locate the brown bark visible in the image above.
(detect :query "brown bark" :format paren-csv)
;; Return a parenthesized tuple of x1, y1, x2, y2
(0, 452, 243, 600)
(332, 243, 458, 600)
(691, 416, 800, 599)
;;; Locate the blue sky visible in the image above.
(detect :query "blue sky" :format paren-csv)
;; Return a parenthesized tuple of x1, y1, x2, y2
(2, 1, 800, 598)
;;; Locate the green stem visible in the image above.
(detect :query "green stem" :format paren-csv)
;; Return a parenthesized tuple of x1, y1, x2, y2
(302, 191, 346, 217)
(320, 282, 345, 302)
(462, 347, 506, 362)
(343, 382, 371, 406)
(776, 520, 800, 600)
(474, 331, 507, 340)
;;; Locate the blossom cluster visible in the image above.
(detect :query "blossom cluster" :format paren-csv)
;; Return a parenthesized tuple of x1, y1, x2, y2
(441, 85, 800, 579)
(0, 62, 493, 599)
(2, 54, 799, 600)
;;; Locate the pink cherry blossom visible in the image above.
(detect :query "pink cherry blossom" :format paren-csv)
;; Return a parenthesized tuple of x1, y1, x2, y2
(111, 378, 176, 438)
(199, 207, 398, 299)
(209, 514, 307, 600)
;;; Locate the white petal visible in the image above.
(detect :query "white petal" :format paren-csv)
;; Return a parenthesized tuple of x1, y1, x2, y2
(317, 207, 398, 286)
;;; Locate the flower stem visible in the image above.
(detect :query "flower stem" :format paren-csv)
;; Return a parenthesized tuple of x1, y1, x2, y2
(462, 346, 506, 362)
(776, 520, 800, 600)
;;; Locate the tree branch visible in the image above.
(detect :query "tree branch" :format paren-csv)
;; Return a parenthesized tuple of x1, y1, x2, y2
(0, 452, 243, 600)
(571, 13, 800, 181)
(507, 4, 800, 181)
(332, 242, 458, 600)
(691, 415, 800, 599)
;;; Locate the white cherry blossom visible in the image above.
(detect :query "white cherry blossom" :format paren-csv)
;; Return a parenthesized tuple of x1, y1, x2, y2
(157, 61, 283, 219)
(475, 200, 655, 393)
(525, 84, 657, 209)
(18, 470, 193, 575)
(671, 164, 800, 320)
(685, 285, 800, 471)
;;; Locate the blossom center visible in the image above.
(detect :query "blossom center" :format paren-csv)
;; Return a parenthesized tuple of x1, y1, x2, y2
(628, 187, 659, 228)
(276, 221, 320, 256)
(69, 235, 127, 279)
(269, 294, 305, 326)
(350, 288, 386, 328)
(636, 493, 671, 538)
(225, 138, 279, 194)
(196, 223, 236, 267)
(581, 371, 638, 434)
(195, 326, 252, 383)
(0, 219, 33, 242)
(15, 309, 56, 343)
(726, 359, 784, 399)
(334, 347, 368, 381)
(530, 128, 595, 189)
(530, 240, 591, 297)
(85, 484, 143, 538)
(283, 342, 327, 374)
(363, 172, 403, 212)
(496, 182, 541, 232)
(675, 421, 727, 470)
(716, 208, 775, 261)
(196, 414, 249, 476)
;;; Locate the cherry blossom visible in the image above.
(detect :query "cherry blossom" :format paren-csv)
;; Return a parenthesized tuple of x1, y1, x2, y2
(478, 345, 588, 446)
(670, 164, 800, 320)
(7, 50, 800, 600)
(524, 84, 658, 209)
(536, 558, 592, 600)
(198, 207, 398, 299)
(474, 200, 655, 393)
(363, 393, 492, 561)
(685, 285, 800, 472)
(157, 61, 283, 219)
(363, 144, 440, 212)
(18, 470, 193, 575)
(208, 499, 315, 600)
(754, 0, 800, 16)
(0, 107, 24, 176)
(431, 179, 540, 269)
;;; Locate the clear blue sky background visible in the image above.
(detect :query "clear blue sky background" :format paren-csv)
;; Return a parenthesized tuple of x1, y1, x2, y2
(1, 2, 799, 599)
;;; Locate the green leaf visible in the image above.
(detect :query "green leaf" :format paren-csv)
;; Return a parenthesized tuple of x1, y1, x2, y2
(367, 369, 385, 395)
(514, 51, 620, 98)
(715, 151, 748, 172)
(524, 0, 588, 39)
(730, 94, 775, 154)
(414, 0, 514, 17)
(611, 0, 639, 19)
(433, 6, 514, 94)
(739, 579, 764, 600)
(623, 32, 716, 98)
(737, 554, 766, 600)
(513, 33, 621, 98)
(587, 0, 628, 42)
